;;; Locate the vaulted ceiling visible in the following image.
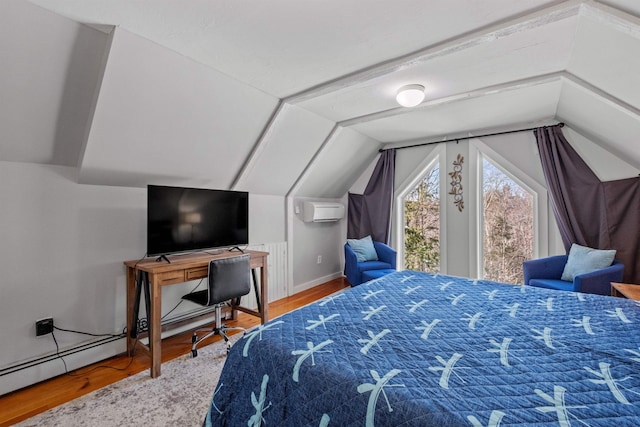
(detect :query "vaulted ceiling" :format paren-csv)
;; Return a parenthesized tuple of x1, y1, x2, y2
(4, 0, 640, 197)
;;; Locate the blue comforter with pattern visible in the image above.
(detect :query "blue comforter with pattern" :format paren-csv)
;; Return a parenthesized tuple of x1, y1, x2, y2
(204, 271, 640, 426)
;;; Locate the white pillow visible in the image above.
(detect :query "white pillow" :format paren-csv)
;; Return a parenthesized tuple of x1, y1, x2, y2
(561, 243, 616, 281)
(347, 235, 379, 263)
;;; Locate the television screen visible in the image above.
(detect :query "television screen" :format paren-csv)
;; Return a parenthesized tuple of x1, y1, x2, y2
(147, 185, 249, 256)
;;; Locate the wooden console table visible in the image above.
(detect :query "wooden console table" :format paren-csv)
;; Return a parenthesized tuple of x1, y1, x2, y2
(611, 282, 640, 300)
(124, 250, 269, 378)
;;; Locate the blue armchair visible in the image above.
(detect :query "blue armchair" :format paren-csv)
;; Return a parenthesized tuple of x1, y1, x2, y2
(523, 255, 624, 295)
(344, 241, 397, 286)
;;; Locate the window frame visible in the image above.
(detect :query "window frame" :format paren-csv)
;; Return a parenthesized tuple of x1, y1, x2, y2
(393, 145, 445, 272)
(470, 139, 549, 279)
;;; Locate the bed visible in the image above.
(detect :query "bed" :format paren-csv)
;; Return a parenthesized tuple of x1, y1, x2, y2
(204, 270, 640, 426)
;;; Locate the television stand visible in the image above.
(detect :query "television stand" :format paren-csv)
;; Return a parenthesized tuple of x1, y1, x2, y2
(155, 254, 171, 263)
(124, 250, 269, 378)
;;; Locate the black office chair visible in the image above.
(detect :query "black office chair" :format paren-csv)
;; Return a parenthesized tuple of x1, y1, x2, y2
(181, 254, 251, 356)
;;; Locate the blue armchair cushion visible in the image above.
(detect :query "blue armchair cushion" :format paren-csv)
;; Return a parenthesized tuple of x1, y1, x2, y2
(362, 269, 397, 282)
(347, 235, 378, 262)
(358, 260, 392, 272)
(561, 243, 616, 281)
(528, 278, 575, 292)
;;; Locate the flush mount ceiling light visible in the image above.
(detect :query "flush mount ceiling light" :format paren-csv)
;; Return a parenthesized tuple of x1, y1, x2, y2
(396, 84, 425, 107)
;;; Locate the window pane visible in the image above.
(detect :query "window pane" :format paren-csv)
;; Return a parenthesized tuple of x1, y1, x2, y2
(482, 159, 533, 284)
(404, 165, 440, 273)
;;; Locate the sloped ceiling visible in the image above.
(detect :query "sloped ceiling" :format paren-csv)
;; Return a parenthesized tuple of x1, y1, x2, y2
(4, 0, 640, 197)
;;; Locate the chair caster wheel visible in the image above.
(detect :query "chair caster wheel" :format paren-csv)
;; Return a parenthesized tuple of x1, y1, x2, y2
(191, 335, 197, 343)
(192, 349, 198, 358)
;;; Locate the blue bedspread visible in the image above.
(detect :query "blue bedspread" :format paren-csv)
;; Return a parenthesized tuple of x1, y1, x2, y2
(204, 271, 640, 426)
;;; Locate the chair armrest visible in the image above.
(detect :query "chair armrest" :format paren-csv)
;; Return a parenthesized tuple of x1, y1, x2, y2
(374, 241, 397, 270)
(574, 261, 625, 295)
(523, 255, 568, 285)
(344, 243, 360, 286)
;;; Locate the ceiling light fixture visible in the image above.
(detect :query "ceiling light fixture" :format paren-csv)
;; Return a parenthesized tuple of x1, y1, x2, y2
(396, 84, 425, 107)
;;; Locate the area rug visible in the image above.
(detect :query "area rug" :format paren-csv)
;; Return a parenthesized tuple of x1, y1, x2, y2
(16, 336, 240, 427)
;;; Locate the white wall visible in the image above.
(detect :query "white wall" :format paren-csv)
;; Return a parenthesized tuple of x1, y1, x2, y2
(0, 161, 287, 394)
(0, 162, 142, 393)
(290, 196, 347, 292)
(249, 194, 286, 244)
(562, 127, 639, 182)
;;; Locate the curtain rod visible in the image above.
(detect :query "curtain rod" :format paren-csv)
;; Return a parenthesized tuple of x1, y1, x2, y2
(379, 122, 564, 152)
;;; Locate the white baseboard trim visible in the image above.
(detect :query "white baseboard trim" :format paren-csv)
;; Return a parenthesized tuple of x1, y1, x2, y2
(292, 271, 344, 295)
(2, 274, 344, 396)
(0, 338, 124, 396)
(0, 313, 227, 396)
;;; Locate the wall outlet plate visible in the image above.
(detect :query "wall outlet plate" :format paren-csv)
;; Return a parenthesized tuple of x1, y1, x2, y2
(35, 318, 53, 336)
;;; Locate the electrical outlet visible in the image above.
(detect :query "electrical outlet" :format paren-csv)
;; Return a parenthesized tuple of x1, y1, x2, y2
(317, 255, 322, 264)
(137, 318, 148, 333)
(35, 318, 54, 336)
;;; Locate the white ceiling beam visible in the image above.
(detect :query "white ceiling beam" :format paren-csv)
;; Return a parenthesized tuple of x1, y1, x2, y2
(340, 70, 640, 130)
(284, 0, 582, 105)
(339, 72, 565, 127)
(583, 1, 640, 39)
(562, 72, 640, 118)
(371, 70, 640, 153)
(231, 101, 285, 190)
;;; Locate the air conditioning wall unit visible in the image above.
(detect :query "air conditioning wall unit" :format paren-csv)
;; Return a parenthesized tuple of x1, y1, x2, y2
(302, 201, 345, 223)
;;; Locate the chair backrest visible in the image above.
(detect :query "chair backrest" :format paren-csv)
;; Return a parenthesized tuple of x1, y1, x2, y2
(207, 254, 251, 306)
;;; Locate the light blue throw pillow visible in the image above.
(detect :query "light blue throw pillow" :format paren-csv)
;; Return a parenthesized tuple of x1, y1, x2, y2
(347, 235, 379, 262)
(561, 243, 616, 281)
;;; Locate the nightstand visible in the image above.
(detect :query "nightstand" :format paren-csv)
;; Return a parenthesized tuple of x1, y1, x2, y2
(611, 282, 640, 300)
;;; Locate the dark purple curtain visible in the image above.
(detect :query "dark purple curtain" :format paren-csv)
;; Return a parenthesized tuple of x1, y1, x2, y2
(347, 149, 396, 244)
(534, 124, 640, 283)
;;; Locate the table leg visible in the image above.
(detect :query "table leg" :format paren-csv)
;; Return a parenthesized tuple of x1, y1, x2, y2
(260, 259, 269, 324)
(149, 276, 162, 378)
(125, 267, 137, 357)
(142, 272, 151, 325)
(252, 269, 261, 314)
(130, 271, 144, 339)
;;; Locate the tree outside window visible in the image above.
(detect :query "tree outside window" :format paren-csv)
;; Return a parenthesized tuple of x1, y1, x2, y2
(482, 159, 533, 284)
(404, 165, 440, 273)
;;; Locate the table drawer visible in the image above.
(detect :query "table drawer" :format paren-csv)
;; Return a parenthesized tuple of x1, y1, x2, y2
(157, 271, 185, 286)
(186, 266, 208, 280)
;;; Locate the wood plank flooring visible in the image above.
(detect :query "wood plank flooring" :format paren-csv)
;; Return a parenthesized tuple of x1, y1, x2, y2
(0, 277, 349, 426)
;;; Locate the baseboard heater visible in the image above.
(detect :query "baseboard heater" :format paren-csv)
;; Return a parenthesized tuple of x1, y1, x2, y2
(0, 334, 124, 378)
(0, 305, 239, 378)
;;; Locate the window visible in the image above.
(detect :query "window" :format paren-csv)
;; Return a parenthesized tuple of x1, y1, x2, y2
(482, 158, 533, 284)
(404, 164, 440, 273)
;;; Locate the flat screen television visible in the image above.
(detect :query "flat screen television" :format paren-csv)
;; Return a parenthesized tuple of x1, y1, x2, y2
(147, 185, 249, 256)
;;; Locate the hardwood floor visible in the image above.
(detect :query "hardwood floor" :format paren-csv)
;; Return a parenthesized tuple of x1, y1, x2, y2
(0, 277, 350, 427)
